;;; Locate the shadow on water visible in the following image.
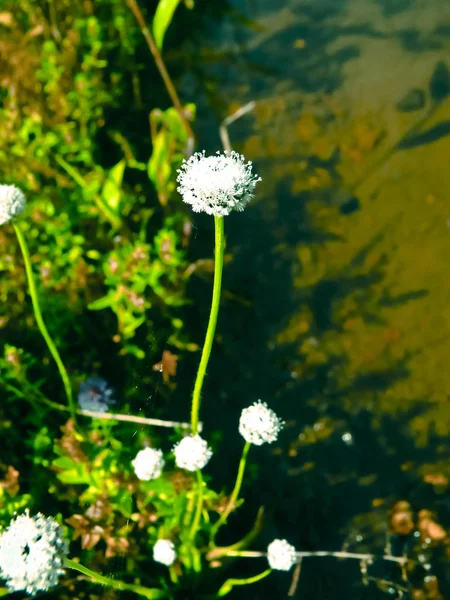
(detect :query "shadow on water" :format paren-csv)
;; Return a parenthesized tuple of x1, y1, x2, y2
(175, 0, 450, 117)
(178, 173, 447, 597)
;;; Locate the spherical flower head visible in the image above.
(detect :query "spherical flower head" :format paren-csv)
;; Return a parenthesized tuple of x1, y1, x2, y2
(267, 539, 297, 571)
(153, 539, 176, 566)
(77, 377, 115, 412)
(173, 434, 212, 471)
(0, 510, 68, 595)
(132, 447, 165, 481)
(239, 400, 284, 445)
(176, 151, 261, 216)
(0, 184, 25, 226)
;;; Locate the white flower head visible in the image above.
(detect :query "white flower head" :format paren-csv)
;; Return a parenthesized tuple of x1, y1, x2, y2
(173, 434, 212, 471)
(0, 510, 68, 595)
(176, 151, 261, 216)
(239, 400, 284, 445)
(0, 184, 26, 226)
(267, 539, 297, 571)
(153, 539, 176, 566)
(132, 447, 165, 481)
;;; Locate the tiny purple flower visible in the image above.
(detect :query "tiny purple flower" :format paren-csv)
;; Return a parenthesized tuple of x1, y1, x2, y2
(78, 377, 115, 412)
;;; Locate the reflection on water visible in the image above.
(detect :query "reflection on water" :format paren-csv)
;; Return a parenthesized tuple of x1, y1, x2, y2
(180, 0, 450, 597)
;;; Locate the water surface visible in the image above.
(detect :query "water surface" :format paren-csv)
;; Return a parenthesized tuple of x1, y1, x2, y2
(175, 1, 450, 597)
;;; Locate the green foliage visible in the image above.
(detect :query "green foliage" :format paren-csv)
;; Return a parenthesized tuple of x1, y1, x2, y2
(148, 104, 196, 205)
(153, 0, 195, 50)
(0, 0, 196, 366)
(87, 213, 190, 350)
(153, 0, 183, 50)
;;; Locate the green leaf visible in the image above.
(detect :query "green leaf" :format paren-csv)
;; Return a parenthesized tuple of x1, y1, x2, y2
(57, 467, 88, 485)
(52, 456, 77, 470)
(122, 315, 146, 336)
(147, 131, 170, 187)
(163, 107, 187, 144)
(116, 490, 133, 517)
(101, 159, 126, 213)
(123, 344, 146, 359)
(153, 0, 181, 50)
(217, 581, 233, 598)
(88, 292, 116, 311)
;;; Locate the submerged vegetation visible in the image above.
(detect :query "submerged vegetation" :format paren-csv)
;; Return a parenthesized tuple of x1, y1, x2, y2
(1, 0, 450, 599)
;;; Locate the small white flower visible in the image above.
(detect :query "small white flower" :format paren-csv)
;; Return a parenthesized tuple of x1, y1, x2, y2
(176, 151, 261, 216)
(173, 434, 212, 471)
(0, 184, 26, 226)
(132, 447, 165, 481)
(153, 539, 176, 566)
(267, 539, 297, 571)
(239, 400, 284, 445)
(0, 511, 68, 595)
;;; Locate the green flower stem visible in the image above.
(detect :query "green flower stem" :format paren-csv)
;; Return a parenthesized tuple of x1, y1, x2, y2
(183, 487, 197, 530)
(65, 559, 167, 599)
(210, 441, 251, 542)
(191, 216, 225, 434)
(216, 569, 272, 597)
(189, 470, 204, 540)
(13, 223, 76, 422)
(206, 507, 265, 562)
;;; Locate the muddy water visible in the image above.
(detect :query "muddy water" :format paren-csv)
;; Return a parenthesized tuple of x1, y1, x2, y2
(176, 1, 450, 598)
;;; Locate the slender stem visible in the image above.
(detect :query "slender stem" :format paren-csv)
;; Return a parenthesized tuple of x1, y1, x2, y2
(189, 470, 204, 540)
(4, 381, 193, 430)
(13, 223, 76, 421)
(65, 559, 167, 599)
(219, 101, 255, 154)
(126, 0, 194, 142)
(217, 569, 272, 598)
(207, 507, 265, 561)
(223, 550, 411, 566)
(78, 408, 193, 430)
(211, 441, 251, 541)
(191, 216, 225, 433)
(183, 488, 196, 529)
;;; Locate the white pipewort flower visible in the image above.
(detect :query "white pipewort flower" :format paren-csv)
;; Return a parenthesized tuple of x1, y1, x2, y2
(0, 184, 26, 226)
(0, 511, 68, 595)
(153, 539, 177, 566)
(176, 151, 261, 216)
(239, 400, 284, 445)
(173, 434, 212, 471)
(132, 447, 165, 481)
(267, 539, 297, 571)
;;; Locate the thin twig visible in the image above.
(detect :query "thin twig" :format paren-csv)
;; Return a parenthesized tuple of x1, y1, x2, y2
(4, 381, 194, 430)
(288, 557, 302, 597)
(219, 101, 256, 153)
(126, 0, 194, 148)
(78, 408, 194, 430)
(224, 550, 410, 566)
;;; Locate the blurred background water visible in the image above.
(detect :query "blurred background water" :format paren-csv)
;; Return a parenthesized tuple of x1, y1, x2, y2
(172, 0, 450, 597)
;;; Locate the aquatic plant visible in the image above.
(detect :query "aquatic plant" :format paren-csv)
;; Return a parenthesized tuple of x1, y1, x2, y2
(1, 185, 76, 421)
(0, 511, 68, 595)
(0, 1, 447, 599)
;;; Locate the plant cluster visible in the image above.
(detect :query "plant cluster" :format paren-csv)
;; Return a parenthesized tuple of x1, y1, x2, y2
(0, 126, 300, 598)
(0, 2, 447, 600)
